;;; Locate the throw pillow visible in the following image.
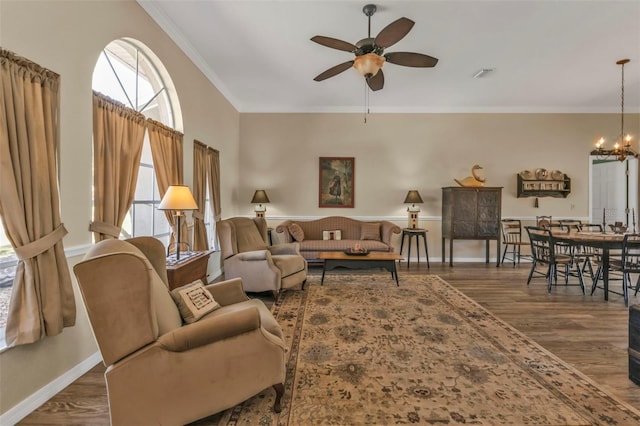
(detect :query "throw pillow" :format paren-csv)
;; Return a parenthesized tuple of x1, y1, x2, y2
(361, 222, 381, 241)
(288, 223, 305, 242)
(170, 279, 220, 324)
(322, 230, 342, 240)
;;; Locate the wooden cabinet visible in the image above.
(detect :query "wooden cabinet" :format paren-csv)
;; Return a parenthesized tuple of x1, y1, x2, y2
(166, 251, 212, 290)
(441, 187, 502, 266)
(517, 174, 571, 198)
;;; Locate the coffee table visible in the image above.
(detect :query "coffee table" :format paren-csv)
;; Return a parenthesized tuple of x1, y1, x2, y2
(318, 251, 403, 286)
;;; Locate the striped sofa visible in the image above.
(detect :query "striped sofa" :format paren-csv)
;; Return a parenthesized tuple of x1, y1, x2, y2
(276, 216, 401, 261)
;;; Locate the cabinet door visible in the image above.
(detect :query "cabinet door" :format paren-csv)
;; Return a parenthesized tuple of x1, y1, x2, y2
(451, 190, 477, 237)
(477, 190, 500, 237)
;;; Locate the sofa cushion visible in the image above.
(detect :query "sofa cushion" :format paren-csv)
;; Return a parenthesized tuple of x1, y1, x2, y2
(171, 280, 220, 324)
(322, 230, 342, 240)
(288, 223, 305, 242)
(361, 222, 381, 241)
(205, 298, 283, 341)
(272, 254, 307, 278)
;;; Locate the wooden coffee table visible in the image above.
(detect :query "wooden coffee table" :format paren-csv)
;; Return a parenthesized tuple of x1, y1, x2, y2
(318, 251, 403, 286)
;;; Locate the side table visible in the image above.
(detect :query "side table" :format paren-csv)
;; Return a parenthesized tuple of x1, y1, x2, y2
(400, 228, 429, 268)
(166, 250, 212, 290)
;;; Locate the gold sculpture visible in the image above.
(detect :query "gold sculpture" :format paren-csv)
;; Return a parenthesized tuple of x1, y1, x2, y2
(454, 165, 486, 187)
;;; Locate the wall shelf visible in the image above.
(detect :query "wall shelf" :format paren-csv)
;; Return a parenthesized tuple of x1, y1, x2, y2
(517, 173, 571, 198)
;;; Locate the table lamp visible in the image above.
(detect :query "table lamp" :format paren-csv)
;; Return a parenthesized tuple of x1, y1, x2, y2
(251, 190, 270, 218)
(158, 185, 198, 261)
(404, 190, 424, 229)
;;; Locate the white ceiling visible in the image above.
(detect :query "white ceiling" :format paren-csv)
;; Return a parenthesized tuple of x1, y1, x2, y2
(138, 0, 640, 114)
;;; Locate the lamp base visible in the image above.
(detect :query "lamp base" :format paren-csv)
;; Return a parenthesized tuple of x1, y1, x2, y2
(407, 210, 419, 229)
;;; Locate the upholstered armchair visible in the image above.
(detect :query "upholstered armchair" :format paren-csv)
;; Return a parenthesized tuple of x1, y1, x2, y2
(217, 217, 307, 298)
(73, 237, 285, 426)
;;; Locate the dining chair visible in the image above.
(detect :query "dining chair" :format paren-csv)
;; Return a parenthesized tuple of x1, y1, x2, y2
(525, 226, 585, 294)
(536, 215, 553, 229)
(606, 233, 640, 306)
(500, 219, 529, 267)
(576, 223, 604, 280)
(558, 219, 582, 232)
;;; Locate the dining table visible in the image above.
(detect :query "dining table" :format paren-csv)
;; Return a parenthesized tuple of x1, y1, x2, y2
(552, 231, 625, 301)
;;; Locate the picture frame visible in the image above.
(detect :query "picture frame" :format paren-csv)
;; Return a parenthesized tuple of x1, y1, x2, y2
(319, 157, 355, 208)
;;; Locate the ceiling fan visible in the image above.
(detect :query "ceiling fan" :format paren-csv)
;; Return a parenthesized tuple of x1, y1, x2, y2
(311, 3, 438, 91)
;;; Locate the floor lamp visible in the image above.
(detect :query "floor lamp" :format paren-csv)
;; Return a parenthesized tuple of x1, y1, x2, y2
(158, 185, 198, 261)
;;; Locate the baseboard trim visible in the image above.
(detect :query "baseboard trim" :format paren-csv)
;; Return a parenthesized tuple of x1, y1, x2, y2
(0, 351, 102, 425)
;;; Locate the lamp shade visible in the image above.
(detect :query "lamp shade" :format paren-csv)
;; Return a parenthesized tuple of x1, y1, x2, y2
(404, 190, 424, 204)
(251, 190, 270, 204)
(158, 185, 198, 211)
(353, 53, 385, 77)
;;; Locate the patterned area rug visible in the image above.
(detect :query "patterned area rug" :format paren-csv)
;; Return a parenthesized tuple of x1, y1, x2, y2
(204, 274, 640, 425)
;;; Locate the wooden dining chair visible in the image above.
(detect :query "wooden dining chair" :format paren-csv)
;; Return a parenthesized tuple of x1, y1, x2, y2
(576, 223, 604, 280)
(606, 233, 640, 306)
(536, 215, 552, 229)
(525, 226, 585, 294)
(500, 219, 529, 267)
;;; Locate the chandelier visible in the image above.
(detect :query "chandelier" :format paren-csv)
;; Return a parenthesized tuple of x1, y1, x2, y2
(592, 59, 635, 161)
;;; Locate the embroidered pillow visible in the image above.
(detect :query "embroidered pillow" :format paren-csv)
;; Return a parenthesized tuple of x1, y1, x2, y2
(170, 280, 220, 324)
(361, 222, 381, 241)
(288, 223, 305, 242)
(322, 230, 342, 240)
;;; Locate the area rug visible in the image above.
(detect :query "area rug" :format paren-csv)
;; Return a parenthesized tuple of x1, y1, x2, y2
(204, 274, 640, 425)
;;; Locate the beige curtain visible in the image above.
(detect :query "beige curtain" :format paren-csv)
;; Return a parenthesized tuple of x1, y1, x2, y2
(206, 148, 222, 249)
(0, 49, 75, 346)
(90, 91, 146, 241)
(192, 140, 208, 251)
(147, 118, 186, 250)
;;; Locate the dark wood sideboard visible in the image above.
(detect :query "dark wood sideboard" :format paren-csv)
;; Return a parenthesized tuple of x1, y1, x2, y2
(441, 187, 502, 267)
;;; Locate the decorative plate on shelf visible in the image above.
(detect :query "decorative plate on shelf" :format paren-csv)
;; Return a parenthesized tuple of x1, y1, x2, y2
(551, 170, 564, 180)
(519, 170, 534, 180)
(344, 248, 369, 256)
(535, 168, 548, 180)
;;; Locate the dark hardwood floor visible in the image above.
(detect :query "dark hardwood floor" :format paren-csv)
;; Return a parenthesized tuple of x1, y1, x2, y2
(18, 261, 640, 424)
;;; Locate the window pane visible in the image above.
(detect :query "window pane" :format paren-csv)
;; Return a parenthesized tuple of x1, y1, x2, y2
(133, 203, 154, 236)
(135, 164, 154, 200)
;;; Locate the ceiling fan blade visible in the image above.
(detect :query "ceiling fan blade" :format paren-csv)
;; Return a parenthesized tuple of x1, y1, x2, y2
(313, 61, 355, 82)
(366, 70, 384, 91)
(384, 52, 439, 68)
(310, 36, 356, 53)
(374, 17, 415, 48)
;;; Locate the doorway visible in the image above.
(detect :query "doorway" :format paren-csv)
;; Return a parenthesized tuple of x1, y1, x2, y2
(590, 156, 638, 229)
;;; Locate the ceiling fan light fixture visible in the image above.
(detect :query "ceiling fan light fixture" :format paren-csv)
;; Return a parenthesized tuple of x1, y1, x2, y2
(353, 53, 385, 77)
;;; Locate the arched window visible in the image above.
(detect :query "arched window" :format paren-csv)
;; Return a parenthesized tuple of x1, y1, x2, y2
(92, 38, 182, 244)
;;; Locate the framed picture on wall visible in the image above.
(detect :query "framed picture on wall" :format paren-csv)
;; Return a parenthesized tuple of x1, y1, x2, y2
(319, 157, 355, 208)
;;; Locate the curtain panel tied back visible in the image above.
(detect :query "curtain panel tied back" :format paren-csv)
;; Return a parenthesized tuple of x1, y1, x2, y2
(90, 91, 146, 241)
(0, 49, 75, 346)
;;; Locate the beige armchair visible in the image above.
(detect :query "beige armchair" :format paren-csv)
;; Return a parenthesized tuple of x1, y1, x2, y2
(73, 237, 285, 426)
(217, 217, 307, 298)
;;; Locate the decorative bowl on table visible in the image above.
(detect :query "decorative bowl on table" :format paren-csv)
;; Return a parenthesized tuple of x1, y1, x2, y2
(344, 248, 369, 256)
(609, 224, 628, 234)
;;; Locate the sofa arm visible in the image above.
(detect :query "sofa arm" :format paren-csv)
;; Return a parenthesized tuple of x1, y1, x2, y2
(275, 221, 294, 243)
(205, 278, 249, 306)
(268, 242, 301, 256)
(381, 221, 402, 246)
(157, 306, 261, 352)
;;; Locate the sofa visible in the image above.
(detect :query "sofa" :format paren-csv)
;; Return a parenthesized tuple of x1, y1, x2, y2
(276, 216, 401, 261)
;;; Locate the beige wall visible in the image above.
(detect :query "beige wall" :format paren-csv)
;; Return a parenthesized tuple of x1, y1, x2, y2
(240, 112, 640, 258)
(1, 0, 640, 421)
(0, 0, 239, 417)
